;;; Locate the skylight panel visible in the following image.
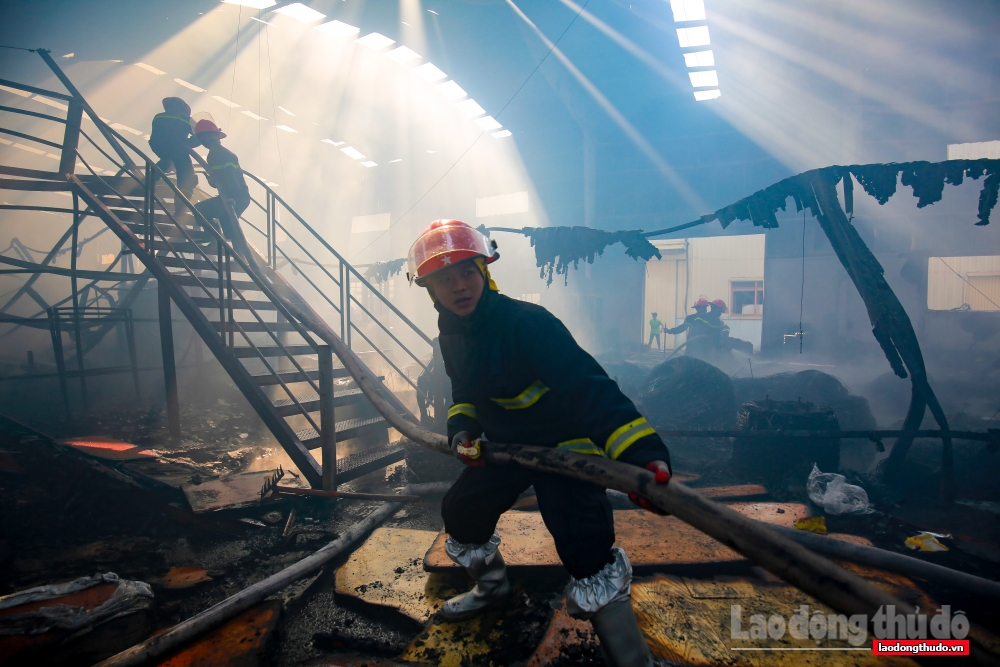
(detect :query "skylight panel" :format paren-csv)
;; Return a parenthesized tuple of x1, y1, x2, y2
(693, 89, 721, 101)
(688, 70, 718, 87)
(669, 0, 706, 22)
(212, 95, 240, 108)
(274, 3, 326, 23)
(456, 98, 485, 118)
(134, 62, 164, 75)
(33, 96, 68, 111)
(341, 146, 365, 160)
(315, 20, 359, 38)
(385, 46, 422, 65)
(275, 124, 297, 132)
(361, 161, 378, 168)
(223, 0, 276, 8)
(413, 62, 447, 83)
(322, 139, 344, 146)
(676, 26, 710, 48)
(436, 80, 467, 101)
(242, 110, 267, 120)
(682, 50, 714, 68)
(0, 84, 31, 98)
(475, 116, 501, 131)
(175, 78, 204, 92)
(492, 130, 512, 138)
(356, 32, 395, 50)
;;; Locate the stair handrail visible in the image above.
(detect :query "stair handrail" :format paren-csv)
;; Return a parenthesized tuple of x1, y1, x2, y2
(187, 153, 431, 395)
(237, 169, 433, 347)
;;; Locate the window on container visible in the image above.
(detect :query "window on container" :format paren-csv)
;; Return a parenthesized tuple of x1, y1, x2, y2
(731, 280, 764, 317)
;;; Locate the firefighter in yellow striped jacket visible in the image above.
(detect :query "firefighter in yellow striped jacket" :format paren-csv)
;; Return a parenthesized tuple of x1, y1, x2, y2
(407, 220, 670, 667)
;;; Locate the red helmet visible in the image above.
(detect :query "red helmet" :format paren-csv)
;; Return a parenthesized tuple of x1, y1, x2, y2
(194, 118, 226, 138)
(692, 297, 710, 308)
(711, 299, 728, 313)
(407, 220, 497, 285)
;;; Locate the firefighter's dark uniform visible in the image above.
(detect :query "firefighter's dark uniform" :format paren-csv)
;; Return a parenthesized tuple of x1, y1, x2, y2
(195, 145, 251, 247)
(148, 112, 198, 195)
(439, 287, 670, 580)
(665, 311, 725, 357)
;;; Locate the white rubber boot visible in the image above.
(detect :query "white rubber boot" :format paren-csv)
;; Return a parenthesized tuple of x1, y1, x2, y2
(565, 547, 653, 667)
(439, 550, 511, 621)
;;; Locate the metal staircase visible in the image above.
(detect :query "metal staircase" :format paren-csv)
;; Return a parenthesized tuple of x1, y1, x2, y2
(0, 50, 433, 489)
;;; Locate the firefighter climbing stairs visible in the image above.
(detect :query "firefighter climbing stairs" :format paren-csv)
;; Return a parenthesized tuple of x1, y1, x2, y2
(0, 50, 433, 490)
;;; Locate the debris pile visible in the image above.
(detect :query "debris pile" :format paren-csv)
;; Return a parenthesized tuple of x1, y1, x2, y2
(732, 399, 840, 485)
(732, 370, 876, 431)
(638, 357, 737, 431)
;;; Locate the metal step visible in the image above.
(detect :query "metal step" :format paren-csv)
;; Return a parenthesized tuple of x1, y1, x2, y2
(119, 220, 211, 242)
(333, 442, 406, 484)
(249, 366, 338, 385)
(232, 344, 317, 358)
(151, 239, 212, 254)
(161, 256, 247, 273)
(111, 208, 185, 226)
(174, 275, 262, 291)
(212, 320, 304, 333)
(272, 388, 366, 416)
(297, 416, 387, 449)
(190, 296, 277, 311)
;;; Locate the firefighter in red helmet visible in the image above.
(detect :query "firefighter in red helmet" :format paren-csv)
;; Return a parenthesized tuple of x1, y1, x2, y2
(192, 119, 252, 258)
(664, 297, 725, 358)
(408, 220, 669, 667)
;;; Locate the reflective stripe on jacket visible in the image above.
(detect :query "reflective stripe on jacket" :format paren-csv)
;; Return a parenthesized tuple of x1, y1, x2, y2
(439, 289, 670, 469)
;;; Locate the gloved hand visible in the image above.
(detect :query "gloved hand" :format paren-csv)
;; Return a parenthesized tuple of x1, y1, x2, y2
(628, 460, 670, 515)
(451, 431, 485, 467)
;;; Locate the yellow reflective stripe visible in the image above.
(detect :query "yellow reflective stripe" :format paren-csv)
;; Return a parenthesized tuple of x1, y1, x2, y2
(605, 417, 656, 460)
(490, 380, 549, 410)
(447, 403, 477, 420)
(154, 113, 193, 126)
(557, 438, 605, 456)
(209, 162, 241, 171)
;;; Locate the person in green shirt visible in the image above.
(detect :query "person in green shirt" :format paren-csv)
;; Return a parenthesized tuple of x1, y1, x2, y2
(647, 312, 663, 349)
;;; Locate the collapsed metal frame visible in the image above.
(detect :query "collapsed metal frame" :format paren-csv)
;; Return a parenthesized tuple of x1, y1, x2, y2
(0, 49, 436, 489)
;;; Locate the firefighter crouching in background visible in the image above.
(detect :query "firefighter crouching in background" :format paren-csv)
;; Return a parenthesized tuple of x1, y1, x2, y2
(407, 220, 671, 667)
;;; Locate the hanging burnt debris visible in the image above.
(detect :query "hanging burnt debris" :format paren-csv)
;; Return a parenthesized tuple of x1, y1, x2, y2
(362, 258, 407, 285)
(483, 225, 662, 285)
(486, 159, 998, 285)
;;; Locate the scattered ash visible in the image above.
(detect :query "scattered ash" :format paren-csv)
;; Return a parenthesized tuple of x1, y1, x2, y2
(549, 626, 603, 666)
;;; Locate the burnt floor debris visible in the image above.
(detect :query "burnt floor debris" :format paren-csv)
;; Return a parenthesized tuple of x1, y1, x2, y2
(2, 358, 1000, 667)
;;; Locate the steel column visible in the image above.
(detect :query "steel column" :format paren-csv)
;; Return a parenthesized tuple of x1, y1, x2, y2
(59, 97, 82, 177)
(158, 281, 181, 439)
(318, 345, 337, 490)
(125, 309, 142, 402)
(70, 192, 88, 410)
(48, 308, 71, 420)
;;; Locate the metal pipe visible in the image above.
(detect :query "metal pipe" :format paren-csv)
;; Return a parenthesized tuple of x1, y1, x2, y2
(94, 482, 452, 667)
(769, 525, 1000, 602)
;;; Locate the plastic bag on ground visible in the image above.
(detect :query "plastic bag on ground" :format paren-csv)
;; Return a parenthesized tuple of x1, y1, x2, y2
(806, 464, 870, 515)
